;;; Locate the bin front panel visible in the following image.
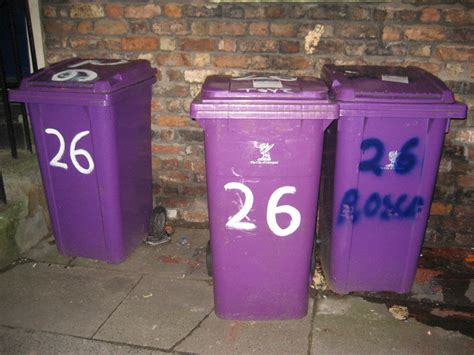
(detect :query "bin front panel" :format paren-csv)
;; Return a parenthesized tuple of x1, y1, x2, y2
(28, 103, 107, 259)
(204, 118, 325, 320)
(327, 115, 448, 293)
(89, 83, 153, 262)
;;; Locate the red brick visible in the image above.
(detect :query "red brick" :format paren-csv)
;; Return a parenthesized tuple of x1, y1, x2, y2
(250, 55, 270, 70)
(152, 20, 188, 35)
(69, 37, 101, 49)
(436, 45, 474, 62)
(95, 20, 128, 35)
(182, 199, 208, 223)
(444, 8, 473, 24)
(157, 128, 175, 141)
(45, 35, 67, 49)
(158, 115, 189, 127)
(43, 5, 56, 18)
(193, 54, 210, 67)
(455, 129, 474, 144)
(122, 37, 159, 51)
(105, 4, 123, 18)
(165, 98, 184, 112)
(272, 56, 310, 70)
(351, 7, 370, 21)
(382, 26, 401, 42)
(181, 38, 216, 51)
(152, 157, 180, 170)
(46, 51, 74, 65)
(270, 23, 296, 37)
(190, 21, 208, 36)
(408, 44, 431, 57)
(183, 160, 205, 173)
(158, 171, 189, 184)
(164, 4, 182, 18)
(130, 21, 149, 35)
(182, 185, 207, 196)
(104, 38, 122, 50)
(336, 24, 378, 39)
(124, 4, 161, 19)
(404, 26, 445, 41)
(44, 20, 76, 34)
(265, 5, 285, 18)
(457, 175, 474, 188)
(78, 21, 93, 34)
(454, 204, 474, 218)
(70, 4, 104, 18)
(152, 144, 183, 155)
(239, 39, 278, 52)
(158, 85, 189, 98)
(420, 8, 440, 22)
(468, 146, 474, 161)
(156, 53, 191, 66)
(403, 61, 441, 75)
(280, 41, 300, 53)
(213, 54, 248, 68)
(430, 202, 453, 216)
(208, 22, 247, 36)
(218, 39, 237, 52)
(249, 22, 269, 36)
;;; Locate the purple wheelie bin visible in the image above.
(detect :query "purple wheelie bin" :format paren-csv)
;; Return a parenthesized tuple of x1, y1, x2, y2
(9, 58, 157, 263)
(191, 75, 338, 320)
(319, 65, 467, 294)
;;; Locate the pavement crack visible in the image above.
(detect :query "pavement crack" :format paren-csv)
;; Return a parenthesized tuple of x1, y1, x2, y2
(169, 307, 214, 352)
(307, 293, 318, 355)
(91, 274, 144, 339)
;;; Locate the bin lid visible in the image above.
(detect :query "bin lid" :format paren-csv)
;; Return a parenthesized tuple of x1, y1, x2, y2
(199, 75, 328, 100)
(20, 58, 156, 94)
(322, 65, 454, 104)
(191, 75, 338, 120)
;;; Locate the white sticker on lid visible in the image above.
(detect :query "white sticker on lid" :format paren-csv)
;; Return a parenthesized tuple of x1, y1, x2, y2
(381, 75, 409, 84)
(253, 80, 283, 89)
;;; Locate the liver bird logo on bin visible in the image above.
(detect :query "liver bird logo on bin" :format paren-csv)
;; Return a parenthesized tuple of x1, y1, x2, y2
(251, 143, 278, 165)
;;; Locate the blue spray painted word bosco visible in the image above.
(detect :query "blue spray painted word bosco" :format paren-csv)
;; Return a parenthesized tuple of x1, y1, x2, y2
(337, 189, 425, 225)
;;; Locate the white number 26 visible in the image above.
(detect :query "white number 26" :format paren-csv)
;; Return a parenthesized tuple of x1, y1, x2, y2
(45, 128, 95, 175)
(224, 182, 301, 238)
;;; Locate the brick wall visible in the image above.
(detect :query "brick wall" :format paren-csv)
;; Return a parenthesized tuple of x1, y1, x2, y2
(41, 0, 473, 247)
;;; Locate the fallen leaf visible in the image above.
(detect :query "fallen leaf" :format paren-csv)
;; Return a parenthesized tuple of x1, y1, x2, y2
(389, 305, 409, 320)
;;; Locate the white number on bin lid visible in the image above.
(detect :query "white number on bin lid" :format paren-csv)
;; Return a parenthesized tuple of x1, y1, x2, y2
(52, 69, 98, 82)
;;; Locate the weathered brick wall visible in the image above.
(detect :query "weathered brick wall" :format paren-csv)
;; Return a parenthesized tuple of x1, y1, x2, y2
(41, 0, 473, 247)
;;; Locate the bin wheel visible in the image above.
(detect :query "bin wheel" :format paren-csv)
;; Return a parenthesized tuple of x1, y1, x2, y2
(146, 206, 171, 246)
(206, 240, 212, 277)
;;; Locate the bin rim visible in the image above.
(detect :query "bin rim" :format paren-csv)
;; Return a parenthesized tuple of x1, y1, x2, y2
(322, 64, 456, 105)
(9, 76, 156, 107)
(13, 58, 157, 95)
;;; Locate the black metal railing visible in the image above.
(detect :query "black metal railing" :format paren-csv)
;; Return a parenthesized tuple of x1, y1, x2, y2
(1, 0, 37, 159)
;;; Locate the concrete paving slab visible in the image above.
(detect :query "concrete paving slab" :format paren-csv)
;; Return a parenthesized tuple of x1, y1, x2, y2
(0, 262, 140, 337)
(94, 275, 214, 350)
(0, 326, 165, 354)
(23, 234, 73, 265)
(71, 228, 210, 279)
(311, 295, 474, 354)
(176, 299, 313, 354)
